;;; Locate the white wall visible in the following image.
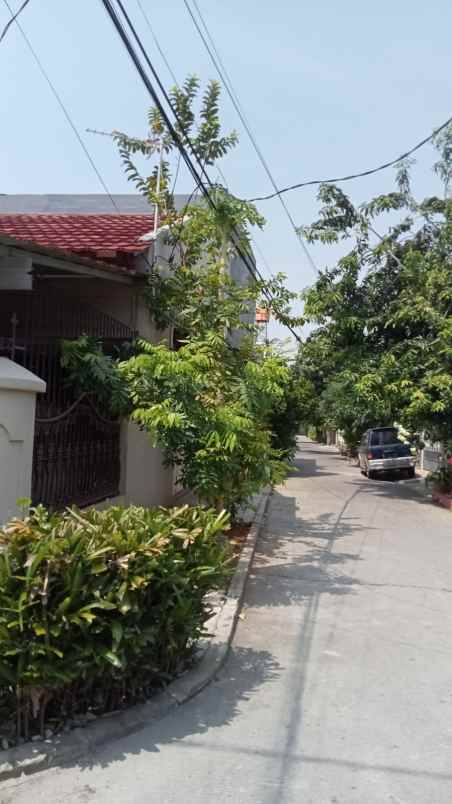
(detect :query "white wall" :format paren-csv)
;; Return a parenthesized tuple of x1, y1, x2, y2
(120, 421, 173, 508)
(0, 359, 46, 524)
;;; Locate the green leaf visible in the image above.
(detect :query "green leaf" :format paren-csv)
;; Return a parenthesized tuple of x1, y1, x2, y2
(103, 650, 123, 668)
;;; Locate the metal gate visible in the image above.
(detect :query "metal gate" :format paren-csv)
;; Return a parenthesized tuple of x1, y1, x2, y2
(0, 291, 136, 509)
(33, 394, 121, 509)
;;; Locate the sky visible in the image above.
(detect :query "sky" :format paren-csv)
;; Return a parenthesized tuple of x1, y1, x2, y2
(1, 0, 451, 345)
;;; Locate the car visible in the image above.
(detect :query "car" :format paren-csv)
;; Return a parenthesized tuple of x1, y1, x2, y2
(358, 427, 416, 480)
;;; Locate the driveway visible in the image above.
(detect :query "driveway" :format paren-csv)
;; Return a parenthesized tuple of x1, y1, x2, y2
(2, 437, 452, 803)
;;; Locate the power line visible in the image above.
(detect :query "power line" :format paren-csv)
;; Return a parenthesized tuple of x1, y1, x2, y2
(184, 0, 318, 278)
(124, 7, 274, 283)
(134, 0, 178, 86)
(110, 0, 213, 189)
(100, 0, 303, 343)
(206, 162, 271, 279)
(103, 0, 302, 341)
(2, 0, 119, 211)
(246, 115, 452, 202)
(0, 0, 30, 44)
(123, 0, 298, 328)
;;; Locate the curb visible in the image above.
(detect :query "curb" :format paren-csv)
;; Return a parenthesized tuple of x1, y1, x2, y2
(0, 490, 271, 784)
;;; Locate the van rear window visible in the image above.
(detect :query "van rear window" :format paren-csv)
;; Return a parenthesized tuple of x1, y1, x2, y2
(370, 429, 400, 446)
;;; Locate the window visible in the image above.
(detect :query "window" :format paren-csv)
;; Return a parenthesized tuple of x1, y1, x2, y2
(370, 428, 400, 446)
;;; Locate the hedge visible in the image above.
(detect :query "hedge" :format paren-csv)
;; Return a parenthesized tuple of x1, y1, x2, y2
(0, 503, 231, 743)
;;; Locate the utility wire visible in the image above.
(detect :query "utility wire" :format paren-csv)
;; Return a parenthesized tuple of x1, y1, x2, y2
(246, 115, 452, 202)
(184, 0, 318, 278)
(111, 0, 213, 189)
(2, 0, 119, 211)
(134, 0, 178, 86)
(0, 0, 30, 44)
(100, 0, 303, 343)
(123, 8, 274, 282)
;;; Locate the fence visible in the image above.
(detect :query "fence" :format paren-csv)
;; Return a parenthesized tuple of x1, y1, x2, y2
(0, 291, 135, 509)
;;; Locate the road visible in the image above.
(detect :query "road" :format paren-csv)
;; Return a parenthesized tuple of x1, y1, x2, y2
(2, 437, 452, 804)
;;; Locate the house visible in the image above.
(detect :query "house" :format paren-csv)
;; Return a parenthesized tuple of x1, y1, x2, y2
(0, 195, 255, 523)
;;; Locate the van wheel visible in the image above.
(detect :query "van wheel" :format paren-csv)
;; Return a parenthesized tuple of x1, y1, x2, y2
(407, 467, 415, 479)
(368, 470, 376, 480)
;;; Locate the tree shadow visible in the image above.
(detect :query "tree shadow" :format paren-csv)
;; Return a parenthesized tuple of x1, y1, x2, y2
(247, 491, 366, 608)
(245, 562, 361, 608)
(287, 457, 338, 479)
(67, 644, 281, 773)
(346, 478, 432, 506)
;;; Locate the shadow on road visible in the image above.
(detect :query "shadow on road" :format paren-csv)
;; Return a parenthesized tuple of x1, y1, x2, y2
(50, 644, 281, 776)
(346, 477, 432, 506)
(287, 457, 338, 478)
(248, 497, 365, 607)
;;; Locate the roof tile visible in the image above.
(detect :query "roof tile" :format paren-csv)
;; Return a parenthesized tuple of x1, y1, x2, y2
(0, 214, 155, 266)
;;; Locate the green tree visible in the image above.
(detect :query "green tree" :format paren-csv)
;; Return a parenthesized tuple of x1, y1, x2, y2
(296, 125, 452, 455)
(63, 77, 305, 513)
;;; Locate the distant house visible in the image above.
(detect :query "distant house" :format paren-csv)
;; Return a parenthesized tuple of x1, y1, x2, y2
(0, 195, 255, 520)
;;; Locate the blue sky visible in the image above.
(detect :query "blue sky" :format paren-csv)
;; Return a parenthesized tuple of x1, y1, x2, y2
(1, 0, 451, 343)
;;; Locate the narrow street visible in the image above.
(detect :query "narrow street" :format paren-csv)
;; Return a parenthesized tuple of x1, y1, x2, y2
(3, 437, 452, 804)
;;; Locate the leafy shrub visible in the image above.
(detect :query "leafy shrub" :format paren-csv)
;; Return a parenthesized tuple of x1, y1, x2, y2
(0, 504, 231, 742)
(427, 463, 452, 494)
(60, 335, 131, 415)
(269, 374, 308, 460)
(120, 338, 290, 512)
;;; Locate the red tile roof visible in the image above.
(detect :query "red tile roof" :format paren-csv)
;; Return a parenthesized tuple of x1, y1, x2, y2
(0, 214, 155, 266)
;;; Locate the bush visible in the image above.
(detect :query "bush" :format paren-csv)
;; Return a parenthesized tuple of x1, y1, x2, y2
(269, 375, 303, 460)
(427, 464, 452, 494)
(0, 504, 231, 742)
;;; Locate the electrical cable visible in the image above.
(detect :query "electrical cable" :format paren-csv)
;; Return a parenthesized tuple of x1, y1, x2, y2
(0, 0, 30, 44)
(208, 163, 271, 278)
(246, 115, 452, 202)
(184, 0, 318, 278)
(100, 0, 303, 342)
(113, 0, 213, 190)
(134, 0, 178, 86)
(114, 0, 300, 334)
(94, 8, 274, 282)
(2, 0, 119, 211)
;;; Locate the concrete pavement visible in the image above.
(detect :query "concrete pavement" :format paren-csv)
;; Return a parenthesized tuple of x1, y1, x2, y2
(2, 437, 452, 803)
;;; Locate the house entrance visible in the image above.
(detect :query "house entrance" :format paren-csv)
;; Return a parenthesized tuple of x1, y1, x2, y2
(0, 291, 136, 509)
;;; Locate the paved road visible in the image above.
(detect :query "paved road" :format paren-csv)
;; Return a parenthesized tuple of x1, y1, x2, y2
(3, 438, 452, 804)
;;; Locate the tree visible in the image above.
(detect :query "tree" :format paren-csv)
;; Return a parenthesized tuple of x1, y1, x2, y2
(296, 125, 452, 455)
(63, 77, 305, 513)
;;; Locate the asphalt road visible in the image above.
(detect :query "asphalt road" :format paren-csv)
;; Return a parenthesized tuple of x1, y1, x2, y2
(3, 438, 452, 804)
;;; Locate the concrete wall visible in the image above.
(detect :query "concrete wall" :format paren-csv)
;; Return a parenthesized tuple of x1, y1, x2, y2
(120, 421, 173, 508)
(0, 359, 46, 524)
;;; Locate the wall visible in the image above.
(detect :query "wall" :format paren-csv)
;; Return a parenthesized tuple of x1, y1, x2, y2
(228, 252, 256, 348)
(0, 359, 46, 524)
(120, 421, 173, 508)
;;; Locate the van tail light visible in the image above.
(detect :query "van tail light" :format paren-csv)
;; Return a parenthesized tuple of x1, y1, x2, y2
(367, 451, 375, 460)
